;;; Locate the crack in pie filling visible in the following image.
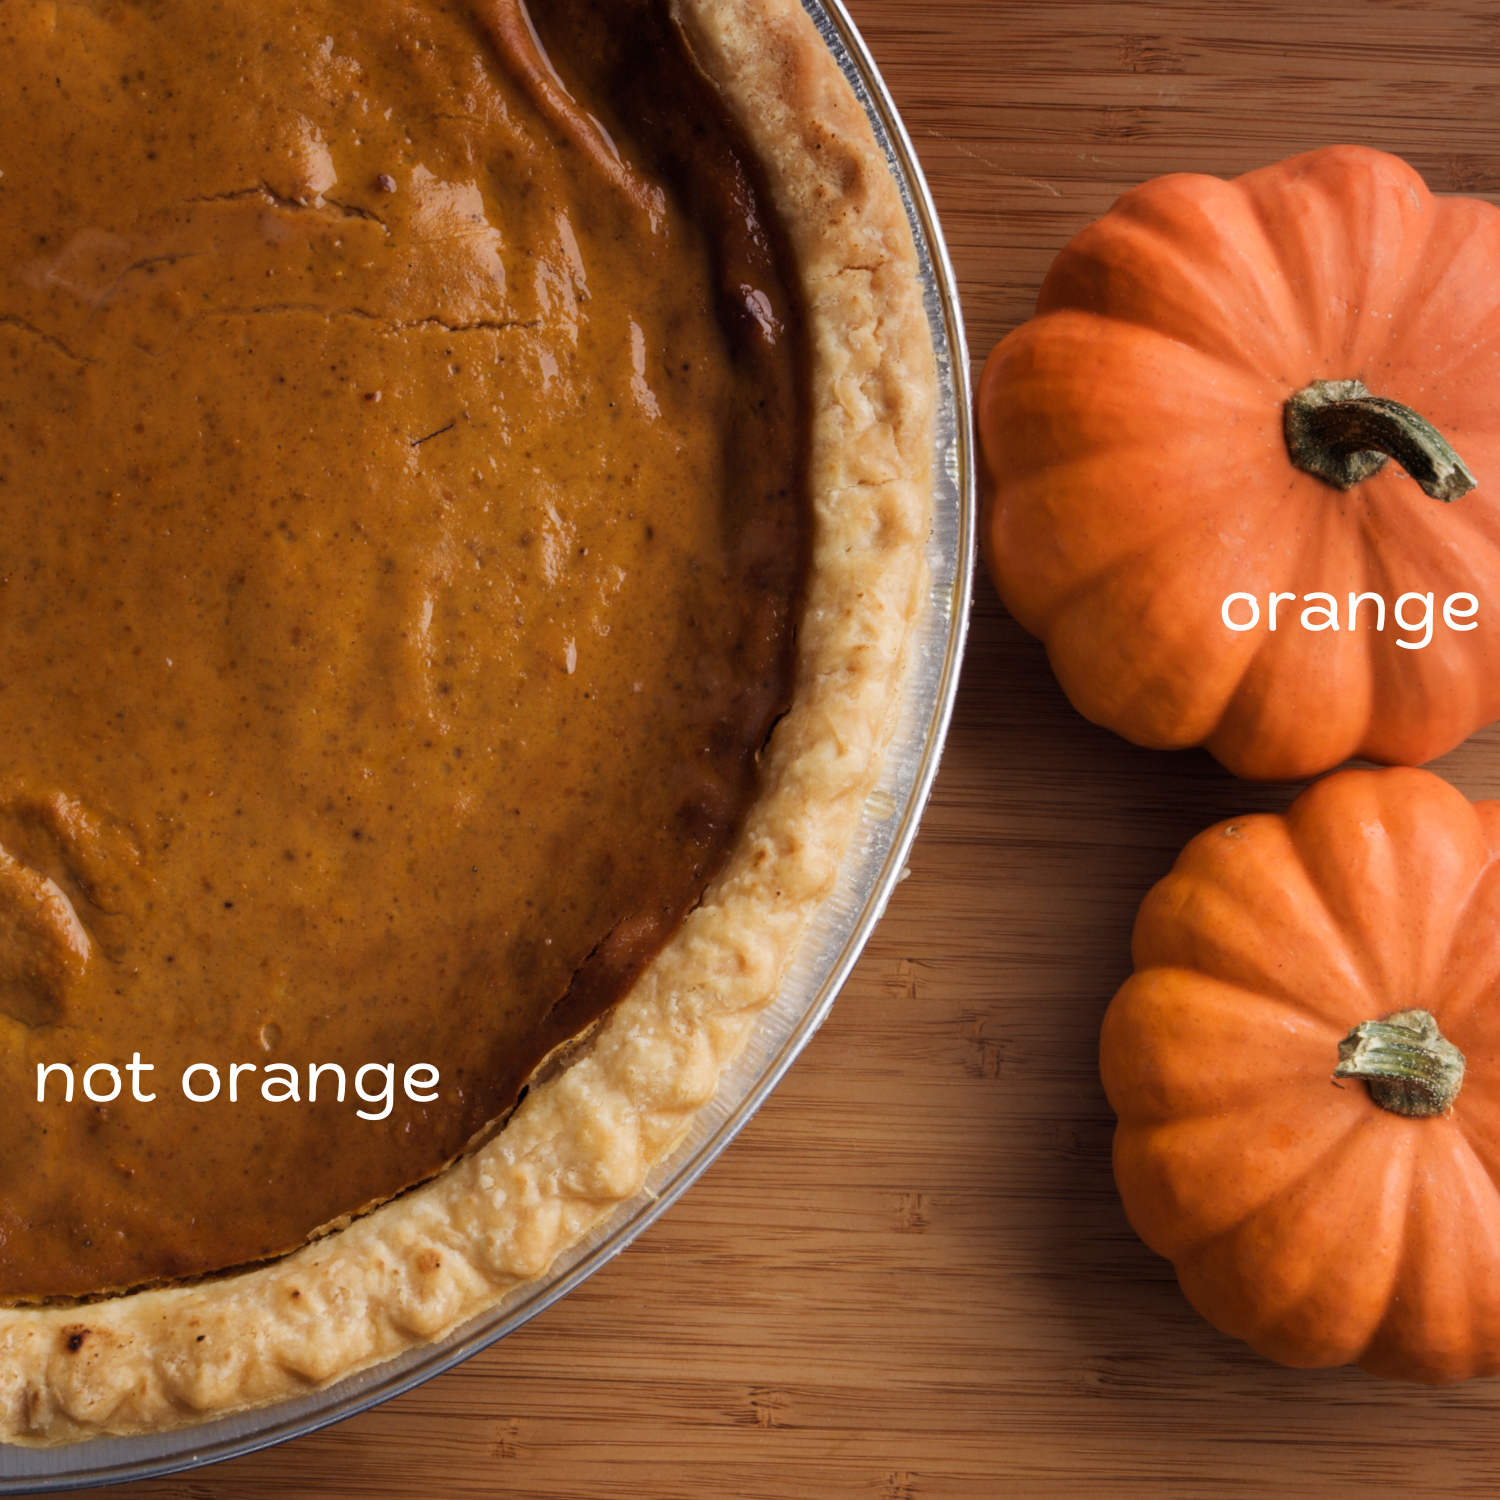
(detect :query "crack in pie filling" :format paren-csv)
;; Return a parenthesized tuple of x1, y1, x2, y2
(0, 0, 933, 1443)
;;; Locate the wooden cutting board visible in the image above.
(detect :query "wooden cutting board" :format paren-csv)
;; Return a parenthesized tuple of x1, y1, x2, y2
(104, 2, 1500, 1494)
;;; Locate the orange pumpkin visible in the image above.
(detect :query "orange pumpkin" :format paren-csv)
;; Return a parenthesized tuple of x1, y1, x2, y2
(1101, 767, 1500, 1382)
(978, 146, 1500, 780)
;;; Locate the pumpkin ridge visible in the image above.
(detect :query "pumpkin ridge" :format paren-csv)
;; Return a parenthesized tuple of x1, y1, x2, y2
(984, 309, 1277, 486)
(1289, 771, 1495, 1010)
(1240, 148, 1433, 381)
(1102, 967, 1344, 1126)
(1208, 633, 1362, 782)
(1132, 1101, 1391, 1274)
(1443, 1112, 1500, 1213)
(1385, 192, 1500, 389)
(1056, 235, 1302, 384)
(1138, 872, 1374, 1025)
(1108, 976, 1380, 1260)
(1024, 452, 1342, 755)
(1043, 558, 1258, 750)
(1347, 515, 1500, 767)
(1040, 188, 1307, 380)
(1137, 815, 1382, 1023)
(1182, 1115, 1417, 1368)
(1350, 504, 1417, 753)
(1426, 848, 1500, 1034)
(1415, 860, 1500, 1041)
(1202, 483, 1392, 779)
(1358, 1122, 1500, 1383)
(984, 315, 1286, 650)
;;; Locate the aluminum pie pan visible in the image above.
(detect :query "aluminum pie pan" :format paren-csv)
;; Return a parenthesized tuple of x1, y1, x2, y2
(0, 2, 973, 1487)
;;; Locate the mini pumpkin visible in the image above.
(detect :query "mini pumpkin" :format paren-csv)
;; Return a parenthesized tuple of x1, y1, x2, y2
(979, 145, 1500, 780)
(1101, 766, 1500, 1383)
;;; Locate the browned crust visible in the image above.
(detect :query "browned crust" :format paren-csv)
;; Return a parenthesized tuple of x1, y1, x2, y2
(0, 0, 934, 1445)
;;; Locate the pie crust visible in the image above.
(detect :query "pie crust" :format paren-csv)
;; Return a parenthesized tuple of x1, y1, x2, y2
(0, 0, 934, 1445)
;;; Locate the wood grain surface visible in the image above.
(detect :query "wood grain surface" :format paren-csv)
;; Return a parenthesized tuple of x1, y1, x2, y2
(88, 2, 1500, 1495)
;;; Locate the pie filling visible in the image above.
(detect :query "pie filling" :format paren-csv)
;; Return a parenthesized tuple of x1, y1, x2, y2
(0, 0, 806, 1300)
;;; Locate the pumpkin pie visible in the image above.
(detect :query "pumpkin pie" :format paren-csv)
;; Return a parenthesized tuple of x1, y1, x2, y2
(0, 0, 933, 1442)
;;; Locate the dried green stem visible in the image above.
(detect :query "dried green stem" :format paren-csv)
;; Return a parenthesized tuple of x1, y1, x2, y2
(1284, 379, 1476, 502)
(1333, 1008, 1465, 1118)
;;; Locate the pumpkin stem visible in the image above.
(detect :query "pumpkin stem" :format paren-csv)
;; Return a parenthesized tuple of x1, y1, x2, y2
(1333, 1008, 1465, 1117)
(1284, 379, 1476, 502)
